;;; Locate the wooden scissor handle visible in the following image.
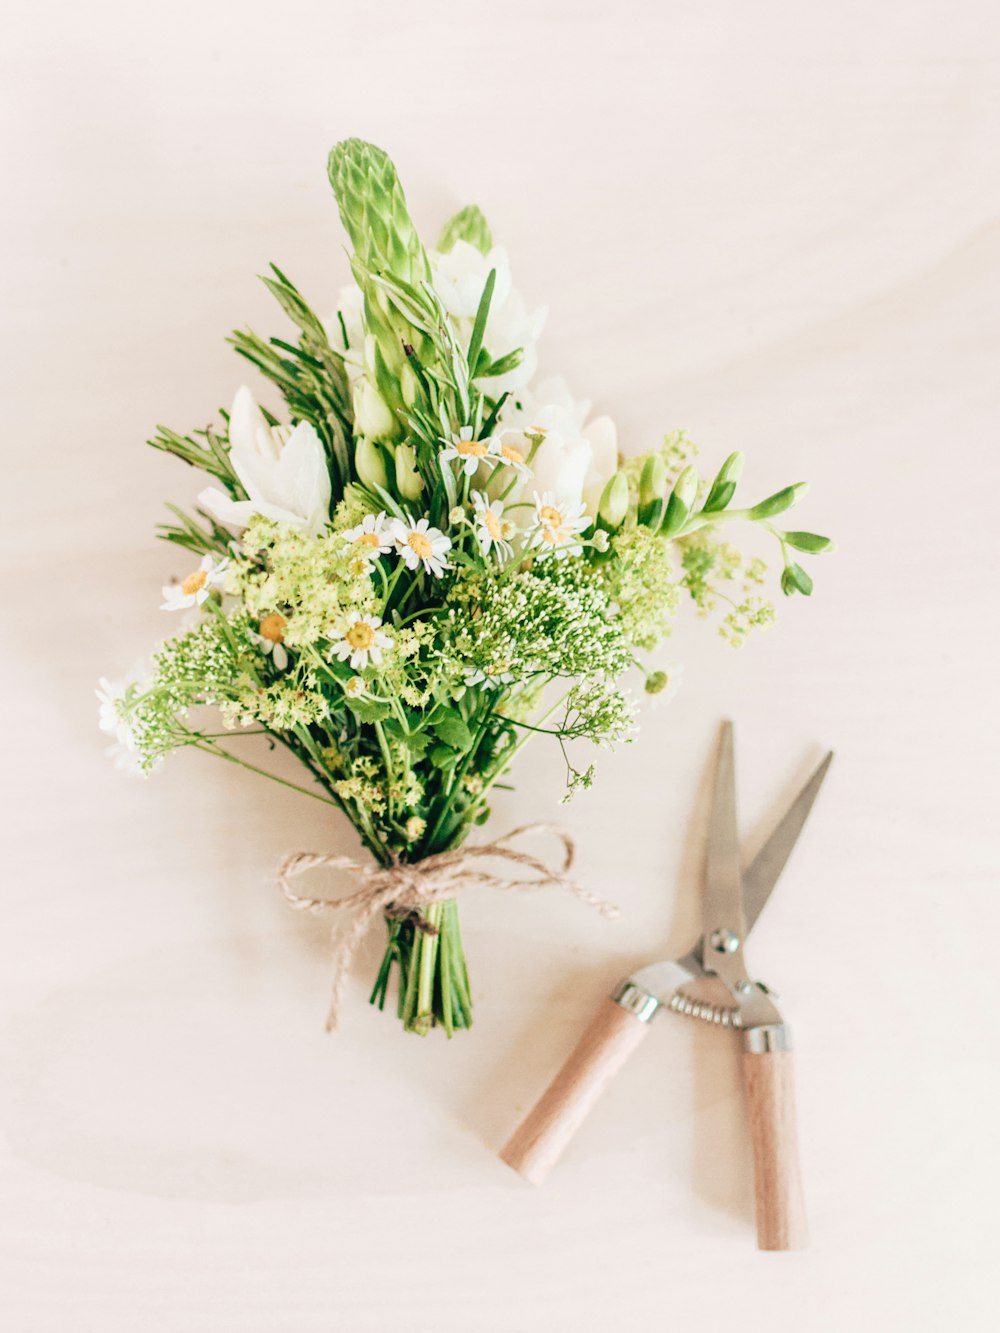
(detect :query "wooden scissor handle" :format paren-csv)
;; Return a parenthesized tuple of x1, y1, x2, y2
(499, 996, 651, 1184)
(741, 1030, 808, 1249)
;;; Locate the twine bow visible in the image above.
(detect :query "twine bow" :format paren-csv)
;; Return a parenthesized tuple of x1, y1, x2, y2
(276, 822, 619, 1030)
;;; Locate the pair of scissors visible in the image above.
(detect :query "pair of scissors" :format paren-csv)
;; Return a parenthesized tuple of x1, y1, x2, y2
(499, 722, 833, 1251)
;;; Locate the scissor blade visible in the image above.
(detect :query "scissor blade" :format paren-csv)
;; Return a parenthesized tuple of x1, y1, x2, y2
(741, 750, 834, 934)
(702, 720, 746, 943)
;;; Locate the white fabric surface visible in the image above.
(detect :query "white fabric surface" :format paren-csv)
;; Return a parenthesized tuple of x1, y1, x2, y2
(2, 1, 998, 1328)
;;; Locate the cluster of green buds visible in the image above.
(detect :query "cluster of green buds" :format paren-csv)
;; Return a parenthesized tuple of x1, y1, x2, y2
(593, 448, 831, 595)
(328, 139, 435, 450)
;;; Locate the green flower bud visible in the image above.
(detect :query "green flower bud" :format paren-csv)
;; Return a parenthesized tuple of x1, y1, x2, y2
(437, 203, 493, 256)
(352, 376, 397, 443)
(661, 464, 699, 538)
(638, 453, 668, 527)
(674, 464, 699, 508)
(591, 529, 611, 552)
(597, 472, 629, 531)
(645, 670, 669, 694)
(395, 444, 424, 501)
(748, 482, 809, 521)
(703, 451, 745, 513)
(640, 454, 668, 506)
(355, 435, 389, 491)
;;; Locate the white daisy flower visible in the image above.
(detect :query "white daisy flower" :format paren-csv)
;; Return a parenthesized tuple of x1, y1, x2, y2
(344, 676, 367, 699)
(464, 660, 515, 688)
(472, 492, 515, 561)
(390, 515, 452, 577)
(488, 429, 534, 477)
(526, 492, 592, 558)
(332, 614, 393, 671)
(249, 613, 290, 671)
(645, 662, 684, 705)
(440, 427, 497, 477)
(161, 555, 228, 611)
(341, 511, 394, 568)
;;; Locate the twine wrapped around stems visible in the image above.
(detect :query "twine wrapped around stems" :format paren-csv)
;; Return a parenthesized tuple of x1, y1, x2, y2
(276, 823, 619, 1030)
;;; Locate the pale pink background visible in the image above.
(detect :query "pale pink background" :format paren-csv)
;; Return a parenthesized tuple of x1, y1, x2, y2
(2, 1, 998, 1329)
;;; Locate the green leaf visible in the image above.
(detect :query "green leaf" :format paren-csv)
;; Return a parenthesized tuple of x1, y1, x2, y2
(438, 204, 493, 256)
(748, 483, 808, 521)
(782, 530, 833, 553)
(345, 697, 392, 723)
(781, 561, 814, 596)
(428, 744, 458, 768)
(467, 268, 496, 375)
(477, 346, 524, 380)
(431, 715, 473, 751)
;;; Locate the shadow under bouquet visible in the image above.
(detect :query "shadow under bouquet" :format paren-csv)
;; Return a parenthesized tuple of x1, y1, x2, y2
(99, 139, 830, 1035)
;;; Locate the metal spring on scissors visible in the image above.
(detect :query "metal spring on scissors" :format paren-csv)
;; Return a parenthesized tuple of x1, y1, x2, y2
(667, 991, 743, 1027)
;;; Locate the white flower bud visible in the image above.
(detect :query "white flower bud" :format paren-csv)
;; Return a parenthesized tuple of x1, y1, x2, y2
(352, 376, 396, 442)
(395, 444, 424, 501)
(355, 435, 389, 490)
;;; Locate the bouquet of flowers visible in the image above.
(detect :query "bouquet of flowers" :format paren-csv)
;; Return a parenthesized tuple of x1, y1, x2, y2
(99, 139, 830, 1036)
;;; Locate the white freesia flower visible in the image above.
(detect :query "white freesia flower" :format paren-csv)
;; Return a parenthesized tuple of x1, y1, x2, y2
(472, 491, 515, 561)
(249, 613, 289, 671)
(440, 427, 496, 477)
(332, 614, 393, 671)
(431, 241, 546, 394)
(199, 386, 332, 536)
(323, 284, 366, 385)
(433, 242, 513, 317)
(161, 555, 229, 611)
(527, 491, 591, 558)
(391, 515, 452, 577)
(342, 511, 395, 569)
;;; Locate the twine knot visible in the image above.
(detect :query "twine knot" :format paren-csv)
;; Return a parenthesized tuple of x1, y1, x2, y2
(276, 823, 618, 1030)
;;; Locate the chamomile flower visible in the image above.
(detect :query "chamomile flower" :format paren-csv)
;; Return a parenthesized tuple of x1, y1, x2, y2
(161, 555, 229, 611)
(332, 613, 393, 671)
(464, 660, 515, 687)
(489, 429, 534, 477)
(390, 515, 452, 577)
(526, 492, 591, 558)
(472, 491, 515, 561)
(440, 427, 496, 477)
(644, 661, 683, 704)
(344, 676, 368, 699)
(341, 511, 394, 568)
(249, 613, 289, 671)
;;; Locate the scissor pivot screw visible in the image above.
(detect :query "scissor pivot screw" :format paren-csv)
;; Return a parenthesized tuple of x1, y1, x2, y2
(710, 928, 740, 954)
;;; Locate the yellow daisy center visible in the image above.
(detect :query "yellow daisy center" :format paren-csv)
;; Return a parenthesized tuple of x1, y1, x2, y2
(538, 505, 564, 527)
(354, 531, 381, 549)
(407, 531, 434, 559)
(259, 613, 286, 644)
(501, 443, 525, 464)
(455, 439, 489, 457)
(483, 510, 503, 540)
(346, 621, 376, 651)
(181, 569, 208, 596)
